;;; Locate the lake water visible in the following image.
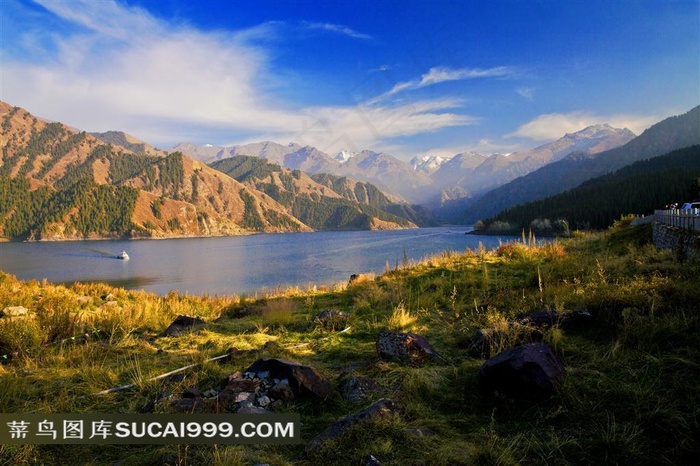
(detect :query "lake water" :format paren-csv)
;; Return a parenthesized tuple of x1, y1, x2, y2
(0, 228, 512, 296)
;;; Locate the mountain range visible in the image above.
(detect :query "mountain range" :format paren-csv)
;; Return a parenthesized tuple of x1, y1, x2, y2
(2, 99, 698, 240)
(0, 101, 423, 241)
(172, 123, 637, 217)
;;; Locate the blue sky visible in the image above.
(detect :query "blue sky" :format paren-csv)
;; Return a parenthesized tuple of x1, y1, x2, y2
(1, 0, 698, 160)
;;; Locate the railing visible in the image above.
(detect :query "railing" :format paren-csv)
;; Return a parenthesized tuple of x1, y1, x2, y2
(654, 209, 700, 232)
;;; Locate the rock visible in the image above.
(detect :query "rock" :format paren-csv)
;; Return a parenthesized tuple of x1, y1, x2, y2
(307, 399, 401, 451)
(376, 330, 443, 366)
(159, 315, 207, 337)
(364, 455, 382, 466)
(268, 379, 295, 401)
(182, 388, 203, 399)
(515, 309, 561, 328)
(0, 306, 28, 317)
(257, 395, 271, 407)
(338, 376, 382, 402)
(244, 358, 334, 400)
(312, 309, 349, 331)
(478, 343, 564, 402)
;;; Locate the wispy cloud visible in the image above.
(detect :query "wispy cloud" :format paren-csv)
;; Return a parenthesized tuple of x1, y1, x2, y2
(2, 0, 478, 155)
(370, 66, 515, 104)
(506, 111, 660, 140)
(302, 21, 373, 40)
(516, 87, 535, 101)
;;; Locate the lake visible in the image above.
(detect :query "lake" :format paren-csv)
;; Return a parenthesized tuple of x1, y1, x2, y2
(0, 227, 513, 296)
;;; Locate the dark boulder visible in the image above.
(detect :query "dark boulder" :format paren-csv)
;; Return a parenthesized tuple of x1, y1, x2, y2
(159, 315, 206, 337)
(307, 399, 401, 451)
(376, 330, 443, 366)
(244, 358, 334, 400)
(478, 343, 564, 402)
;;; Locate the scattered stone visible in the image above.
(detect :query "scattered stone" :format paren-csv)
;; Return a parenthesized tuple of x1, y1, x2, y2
(0, 306, 28, 317)
(338, 376, 382, 403)
(268, 379, 295, 401)
(307, 399, 402, 451)
(364, 455, 382, 466)
(159, 315, 207, 337)
(312, 309, 349, 331)
(478, 343, 564, 402)
(244, 358, 334, 399)
(376, 330, 444, 366)
(257, 395, 271, 407)
(202, 389, 218, 398)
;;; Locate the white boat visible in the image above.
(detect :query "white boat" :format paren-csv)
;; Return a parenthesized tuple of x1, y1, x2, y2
(117, 250, 130, 260)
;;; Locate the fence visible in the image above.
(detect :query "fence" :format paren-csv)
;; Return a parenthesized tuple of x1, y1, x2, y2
(654, 209, 700, 232)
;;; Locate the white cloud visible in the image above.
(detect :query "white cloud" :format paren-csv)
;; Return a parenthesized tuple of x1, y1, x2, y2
(507, 111, 659, 141)
(1, 0, 479, 155)
(373, 66, 515, 103)
(302, 22, 373, 40)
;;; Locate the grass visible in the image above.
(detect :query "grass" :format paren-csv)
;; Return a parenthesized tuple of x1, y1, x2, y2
(0, 222, 699, 465)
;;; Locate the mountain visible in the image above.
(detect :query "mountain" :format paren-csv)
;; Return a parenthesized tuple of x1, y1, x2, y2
(482, 145, 700, 232)
(431, 125, 636, 198)
(90, 131, 166, 157)
(463, 105, 700, 223)
(171, 141, 339, 174)
(209, 155, 425, 230)
(411, 154, 454, 175)
(175, 142, 434, 204)
(0, 102, 418, 240)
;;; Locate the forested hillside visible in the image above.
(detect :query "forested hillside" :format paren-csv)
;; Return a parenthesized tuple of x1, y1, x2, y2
(480, 145, 700, 232)
(210, 155, 430, 230)
(462, 106, 700, 223)
(0, 102, 310, 240)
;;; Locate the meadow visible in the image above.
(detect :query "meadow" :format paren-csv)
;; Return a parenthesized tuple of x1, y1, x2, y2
(0, 218, 698, 465)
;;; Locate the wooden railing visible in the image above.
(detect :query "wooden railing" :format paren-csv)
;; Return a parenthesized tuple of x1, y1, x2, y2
(654, 209, 700, 232)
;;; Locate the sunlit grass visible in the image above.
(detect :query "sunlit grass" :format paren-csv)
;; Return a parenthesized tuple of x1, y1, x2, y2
(0, 224, 698, 464)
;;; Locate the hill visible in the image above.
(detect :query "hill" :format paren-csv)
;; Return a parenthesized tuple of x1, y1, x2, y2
(479, 145, 700, 233)
(209, 155, 426, 230)
(462, 106, 700, 223)
(0, 102, 419, 240)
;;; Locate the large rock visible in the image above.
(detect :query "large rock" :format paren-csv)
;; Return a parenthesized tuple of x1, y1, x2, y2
(307, 399, 401, 451)
(478, 343, 564, 402)
(376, 330, 443, 366)
(159, 315, 207, 337)
(244, 358, 334, 400)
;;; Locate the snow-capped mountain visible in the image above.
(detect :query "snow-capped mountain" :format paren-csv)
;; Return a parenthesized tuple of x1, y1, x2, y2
(334, 150, 357, 163)
(410, 155, 452, 175)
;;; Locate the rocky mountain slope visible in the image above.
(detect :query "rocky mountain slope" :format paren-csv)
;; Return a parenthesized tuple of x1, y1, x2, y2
(462, 105, 700, 223)
(0, 102, 417, 240)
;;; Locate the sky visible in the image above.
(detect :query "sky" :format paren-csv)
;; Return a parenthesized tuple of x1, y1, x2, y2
(1, 0, 698, 161)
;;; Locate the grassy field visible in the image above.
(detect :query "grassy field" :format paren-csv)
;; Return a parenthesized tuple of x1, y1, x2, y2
(0, 219, 698, 465)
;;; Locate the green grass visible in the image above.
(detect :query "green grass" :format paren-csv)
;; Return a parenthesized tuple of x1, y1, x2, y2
(0, 223, 698, 465)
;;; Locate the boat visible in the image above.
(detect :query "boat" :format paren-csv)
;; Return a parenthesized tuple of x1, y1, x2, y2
(117, 250, 130, 260)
